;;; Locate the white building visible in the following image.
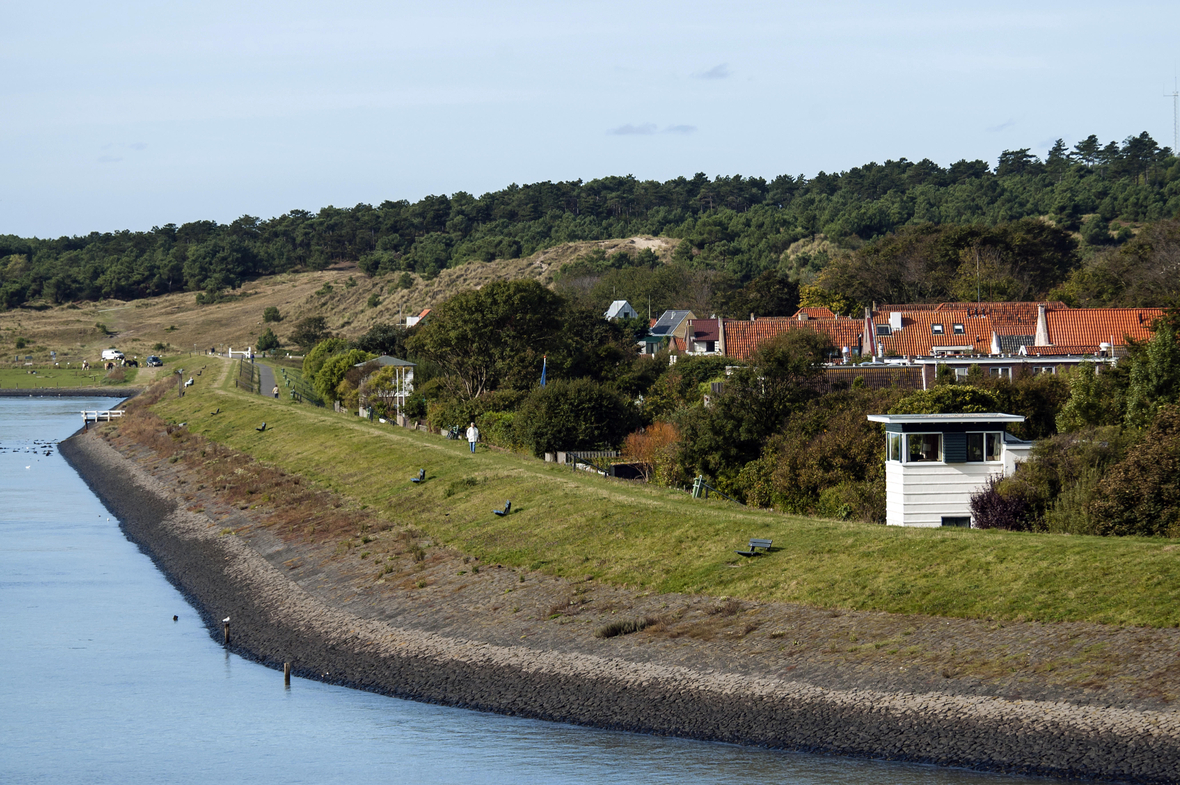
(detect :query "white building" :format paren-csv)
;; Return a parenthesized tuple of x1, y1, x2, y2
(604, 300, 639, 321)
(866, 413, 1032, 527)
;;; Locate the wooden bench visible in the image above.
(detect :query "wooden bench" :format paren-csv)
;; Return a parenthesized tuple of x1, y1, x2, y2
(411, 468, 426, 483)
(735, 538, 772, 557)
(493, 500, 512, 517)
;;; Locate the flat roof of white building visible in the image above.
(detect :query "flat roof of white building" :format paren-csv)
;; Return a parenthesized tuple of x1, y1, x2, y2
(867, 413, 1025, 425)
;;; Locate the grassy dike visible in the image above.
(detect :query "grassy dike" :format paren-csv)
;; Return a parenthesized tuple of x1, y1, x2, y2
(146, 358, 1180, 629)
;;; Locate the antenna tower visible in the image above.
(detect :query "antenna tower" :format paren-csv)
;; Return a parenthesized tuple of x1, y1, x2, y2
(1168, 77, 1179, 154)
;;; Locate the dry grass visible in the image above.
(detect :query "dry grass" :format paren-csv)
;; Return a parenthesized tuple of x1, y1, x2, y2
(0, 236, 673, 370)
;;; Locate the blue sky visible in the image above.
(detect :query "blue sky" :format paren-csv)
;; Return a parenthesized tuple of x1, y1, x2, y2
(3, 1, 1178, 238)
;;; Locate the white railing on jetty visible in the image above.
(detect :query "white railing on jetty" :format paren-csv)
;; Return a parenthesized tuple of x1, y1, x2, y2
(82, 410, 125, 422)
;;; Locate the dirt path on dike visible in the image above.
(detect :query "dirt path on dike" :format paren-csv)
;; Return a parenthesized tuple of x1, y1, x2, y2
(61, 424, 1180, 783)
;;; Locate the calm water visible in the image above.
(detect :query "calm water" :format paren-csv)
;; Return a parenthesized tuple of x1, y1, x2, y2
(0, 397, 1049, 784)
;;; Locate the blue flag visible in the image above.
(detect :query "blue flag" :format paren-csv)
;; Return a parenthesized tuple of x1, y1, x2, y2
(540, 355, 547, 387)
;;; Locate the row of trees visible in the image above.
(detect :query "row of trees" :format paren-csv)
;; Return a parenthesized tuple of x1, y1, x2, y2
(3, 132, 1179, 310)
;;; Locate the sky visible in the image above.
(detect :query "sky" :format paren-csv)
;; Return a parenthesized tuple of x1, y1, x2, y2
(3, 0, 1179, 239)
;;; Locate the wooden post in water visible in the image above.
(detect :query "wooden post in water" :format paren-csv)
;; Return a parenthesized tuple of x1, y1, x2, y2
(223, 619, 230, 645)
(284, 662, 291, 686)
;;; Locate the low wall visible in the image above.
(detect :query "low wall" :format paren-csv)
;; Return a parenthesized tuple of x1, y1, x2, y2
(59, 430, 1180, 783)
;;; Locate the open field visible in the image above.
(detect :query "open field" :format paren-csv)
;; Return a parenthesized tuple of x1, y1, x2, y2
(132, 357, 1180, 630)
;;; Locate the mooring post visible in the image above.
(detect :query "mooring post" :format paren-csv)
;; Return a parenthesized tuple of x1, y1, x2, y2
(223, 620, 230, 645)
(284, 662, 292, 686)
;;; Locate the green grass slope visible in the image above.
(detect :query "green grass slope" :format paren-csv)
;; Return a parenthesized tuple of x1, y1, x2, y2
(145, 360, 1180, 629)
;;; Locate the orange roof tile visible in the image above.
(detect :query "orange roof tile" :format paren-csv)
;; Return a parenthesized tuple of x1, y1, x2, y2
(791, 306, 837, 320)
(1046, 308, 1164, 347)
(873, 311, 992, 356)
(723, 317, 863, 360)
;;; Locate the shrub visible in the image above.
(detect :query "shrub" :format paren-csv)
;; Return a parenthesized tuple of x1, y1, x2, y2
(289, 316, 331, 352)
(514, 378, 639, 457)
(759, 387, 903, 518)
(263, 306, 282, 322)
(1089, 405, 1180, 537)
(314, 349, 375, 403)
(621, 422, 680, 483)
(256, 328, 280, 352)
(889, 385, 998, 415)
(970, 475, 1034, 531)
(302, 337, 350, 380)
(476, 410, 521, 451)
(983, 425, 1134, 533)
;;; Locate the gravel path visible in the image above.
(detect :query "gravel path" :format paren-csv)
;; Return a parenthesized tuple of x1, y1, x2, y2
(60, 428, 1180, 783)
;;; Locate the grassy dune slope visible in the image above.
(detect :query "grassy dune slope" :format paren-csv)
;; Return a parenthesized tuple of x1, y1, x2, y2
(144, 359, 1180, 629)
(0, 236, 672, 367)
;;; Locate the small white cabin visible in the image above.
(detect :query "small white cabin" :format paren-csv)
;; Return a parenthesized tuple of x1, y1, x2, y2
(866, 413, 1033, 528)
(604, 300, 639, 321)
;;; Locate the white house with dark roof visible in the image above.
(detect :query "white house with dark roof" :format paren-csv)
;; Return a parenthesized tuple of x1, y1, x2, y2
(867, 413, 1032, 527)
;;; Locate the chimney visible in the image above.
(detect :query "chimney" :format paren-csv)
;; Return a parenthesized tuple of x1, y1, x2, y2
(750, 313, 755, 322)
(889, 311, 903, 331)
(1034, 303, 1050, 347)
(718, 318, 726, 357)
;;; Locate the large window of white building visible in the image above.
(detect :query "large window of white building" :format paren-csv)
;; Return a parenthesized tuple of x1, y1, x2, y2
(906, 433, 942, 462)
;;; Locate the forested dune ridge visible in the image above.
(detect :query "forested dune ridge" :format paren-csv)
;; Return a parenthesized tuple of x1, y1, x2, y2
(3, 132, 1179, 311)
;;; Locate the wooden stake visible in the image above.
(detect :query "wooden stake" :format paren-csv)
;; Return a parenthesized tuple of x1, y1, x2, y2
(284, 662, 292, 686)
(223, 621, 230, 645)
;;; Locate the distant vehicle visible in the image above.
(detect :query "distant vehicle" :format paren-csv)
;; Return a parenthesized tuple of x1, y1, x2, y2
(145, 356, 163, 367)
(101, 349, 124, 361)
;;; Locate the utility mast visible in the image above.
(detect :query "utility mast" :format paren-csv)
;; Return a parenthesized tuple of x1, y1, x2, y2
(1167, 77, 1179, 154)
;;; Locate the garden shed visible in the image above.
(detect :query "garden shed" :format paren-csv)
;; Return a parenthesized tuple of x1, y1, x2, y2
(866, 413, 1032, 527)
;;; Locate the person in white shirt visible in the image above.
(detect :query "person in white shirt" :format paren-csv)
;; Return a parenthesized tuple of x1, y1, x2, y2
(466, 422, 479, 453)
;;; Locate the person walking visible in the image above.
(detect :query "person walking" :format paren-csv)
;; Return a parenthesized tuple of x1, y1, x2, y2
(466, 421, 479, 453)
(272, 385, 279, 399)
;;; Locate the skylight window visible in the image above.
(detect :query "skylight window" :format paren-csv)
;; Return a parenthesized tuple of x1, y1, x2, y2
(932, 323, 944, 335)
(953, 323, 965, 335)
(876, 324, 891, 335)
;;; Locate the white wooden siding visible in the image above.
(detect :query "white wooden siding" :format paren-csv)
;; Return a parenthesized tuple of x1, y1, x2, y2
(885, 461, 1003, 527)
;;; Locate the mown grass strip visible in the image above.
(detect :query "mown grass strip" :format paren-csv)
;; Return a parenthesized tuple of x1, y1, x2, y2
(145, 363, 1180, 628)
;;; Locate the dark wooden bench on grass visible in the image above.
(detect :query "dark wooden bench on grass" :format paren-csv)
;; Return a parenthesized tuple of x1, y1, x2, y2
(493, 500, 512, 517)
(411, 469, 426, 483)
(256, 422, 267, 432)
(735, 538, 772, 557)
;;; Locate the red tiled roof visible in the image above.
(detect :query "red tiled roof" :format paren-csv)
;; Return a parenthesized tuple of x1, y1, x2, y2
(723, 317, 863, 360)
(1046, 308, 1164, 347)
(878, 303, 941, 312)
(791, 306, 836, 320)
(880, 301, 1065, 316)
(873, 311, 992, 356)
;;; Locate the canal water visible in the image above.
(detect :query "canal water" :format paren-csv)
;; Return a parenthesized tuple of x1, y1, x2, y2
(0, 397, 1049, 784)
